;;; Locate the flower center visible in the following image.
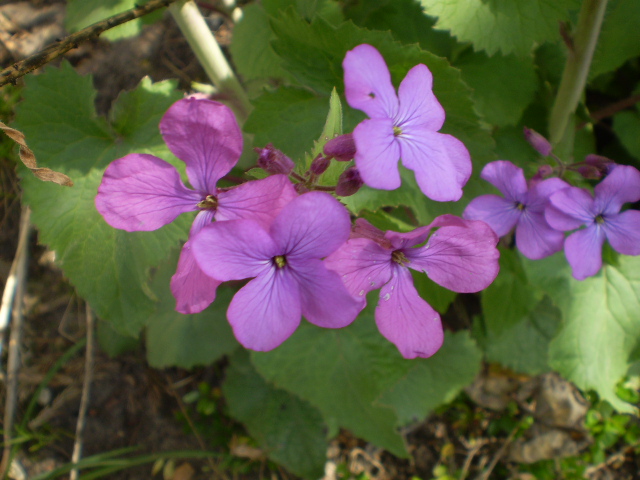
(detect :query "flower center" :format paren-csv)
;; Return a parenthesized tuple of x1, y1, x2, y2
(197, 194, 218, 210)
(516, 202, 525, 211)
(393, 126, 403, 137)
(273, 255, 287, 269)
(595, 214, 605, 224)
(391, 250, 409, 266)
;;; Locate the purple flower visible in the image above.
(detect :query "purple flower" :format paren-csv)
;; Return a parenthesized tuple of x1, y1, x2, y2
(325, 216, 499, 358)
(463, 160, 569, 260)
(343, 44, 471, 202)
(95, 98, 297, 313)
(545, 165, 640, 280)
(191, 192, 361, 351)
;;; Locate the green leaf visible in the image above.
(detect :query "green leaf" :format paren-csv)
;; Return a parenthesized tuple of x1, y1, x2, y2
(223, 350, 327, 479)
(378, 331, 482, 425)
(411, 271, 456, 314)
(97, 320, 140, 357)
(613, 110, 640, 162)
(14, 64, 185, 336)
(145, 252, 239, 368)
(251, 298, 411, 457)
(590, 0, 640, 79)
(523, 253, 640, 411)
(420, 0, 580, 57)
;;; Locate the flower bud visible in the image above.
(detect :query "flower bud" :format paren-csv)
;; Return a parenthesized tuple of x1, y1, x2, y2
(523, 127, 553, 157)
(584, 154, 615, 172)
(310, 154, 331, 175)
(577, 165, 603, 179)
(294, 183, 310, 194)
(323, 134, 356, 162)
(255, 143, 295, 175)
(335, 167, 363, 197)
(530, 164, 554, 183)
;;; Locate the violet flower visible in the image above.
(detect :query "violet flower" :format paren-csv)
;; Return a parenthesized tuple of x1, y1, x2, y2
(343, 44, 471, 202)
(463, 160, 569, 260)
(191, 192, 361, 351)
(325, 216, 499, 358)
(96, 98, 297, 314)
(545, 165, 640, 280)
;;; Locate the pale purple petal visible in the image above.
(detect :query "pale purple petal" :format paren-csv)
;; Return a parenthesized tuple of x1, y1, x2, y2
(604, 210, 640, 256)
(343, 44, 398, 119)
(227, 268, 301, 351)
(216, 175, 297, 228)
(396, 64, 445, 131)
(386, 225, 433, 250)
(353, 118, 401, 190)
(515, 211, 565, 260)
(96, 154, 201, 232)
(526, 177, 570, 211)
(399, 130, 471, 202)
(170, 240, 222, 314)
(565, 225, 606, 280)
(324, 238, 393, 298)
(404, 220, 499, 292)
(594, 165, 640, 215)
(288, 258, 362, 328)
(375, 266, 443, 359)
(192, 220, 277, 281)
(546, 187, 595, 231)
(463, 194, 521, 237)
(270, 192, 351, 259)
(160, 98, 242, 193)
(480, 161, 528, 202)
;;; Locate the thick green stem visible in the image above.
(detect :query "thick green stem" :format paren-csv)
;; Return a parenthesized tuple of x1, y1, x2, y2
(169, 0, 252, 122)
(548, 0, 608, 147)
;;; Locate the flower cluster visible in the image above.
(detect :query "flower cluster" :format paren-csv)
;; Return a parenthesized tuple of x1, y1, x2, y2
(95, 45, 500, 357)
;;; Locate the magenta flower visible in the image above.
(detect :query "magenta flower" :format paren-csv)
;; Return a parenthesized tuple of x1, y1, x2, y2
(545, 165, 640, 280)
(191, 192, 361, 351)
(325, 216, 499, 358)
(342, 44, 471, 202)
(463, 160, 569, 260)
(95, 98, 297, 314)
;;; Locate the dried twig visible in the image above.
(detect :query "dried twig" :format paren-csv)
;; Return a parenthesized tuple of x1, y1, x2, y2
(69, 304, 95, 480)
(475, 422, 522, 480)
(0, 206, 31, 477)
(0, 0, 179, 87)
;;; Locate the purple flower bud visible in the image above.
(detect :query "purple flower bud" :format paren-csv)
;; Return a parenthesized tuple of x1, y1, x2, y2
(523, 127, 553, 157)
(577, 165, 603, 179)
(530, 164, 554, 183)
(323, 134, 356, 162)
(584, 154, 615, 175)
(310, 154, 331, 175)
(294, 183, 311, 194)
(336, 166, 363, 197)
(255, 143, 295, 175)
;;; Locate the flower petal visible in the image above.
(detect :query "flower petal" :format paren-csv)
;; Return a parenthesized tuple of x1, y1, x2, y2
(604, 210, 640, 256)
(595, 165, 640, 215)
(404, 219, 499, 292)
(192, 219, 277, 281)
(480, 161, 528, 202)
(515, 211, 565, 260)
(289, 258, 362, 328)
(463, 194, 520, 237)
(343, 44, 398, 119)
(396, 64, 445, 131)
(375, 267, 443, 359)
(353, 118, 401, 190)
(96, 153, 201, 232)
(160, 98, 242, 193)
(564, 225, 606, 280)
(227, 268, 301, 351)
(270, 192, 351, 259)
(526, 177, 570, 212)
(399, 130, 471, 201)
(217, 174, 297, 228)
(546, 187, 595, 231)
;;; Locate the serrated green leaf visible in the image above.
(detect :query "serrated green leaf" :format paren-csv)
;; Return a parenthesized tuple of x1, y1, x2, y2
(251, 298, 411, 457)
(223, 350, 327, 479)
(65, 0, 157, 41)
(145, 251, 239, 368)
(14, 63, 186, 336)
(378, 331, 482, 425)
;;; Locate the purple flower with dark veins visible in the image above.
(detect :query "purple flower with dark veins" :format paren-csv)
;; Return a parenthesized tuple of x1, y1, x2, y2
(325, 216, 499, 358)
(343, 44, 471, 201)
(545, 165, 640, 280)
(96, 98, 297, 314)
(191, 192, 361, 351)
(463, 160, 569, 260)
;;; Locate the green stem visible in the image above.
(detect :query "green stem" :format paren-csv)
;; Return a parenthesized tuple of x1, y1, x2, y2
(548, 0, 608, 147)
(169, 0, 252, 122)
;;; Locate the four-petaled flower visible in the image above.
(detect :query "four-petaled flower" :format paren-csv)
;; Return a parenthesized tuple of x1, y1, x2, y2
(545, 165, 640, 280)
(343, 44, 471, 202)
(463, 160, 569, 260)
(95, 97, 296, 313)
(191, 192, 362, 351)
(325, 216, 499, 358)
